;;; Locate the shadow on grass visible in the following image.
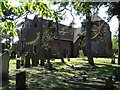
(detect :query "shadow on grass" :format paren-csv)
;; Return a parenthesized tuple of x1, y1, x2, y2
(25, 70, 91, 89)
(4, 58, 120, 89)
(10, 58, 18, 60)
(88, 64, 115, 75)
(52, 62, 66, 67)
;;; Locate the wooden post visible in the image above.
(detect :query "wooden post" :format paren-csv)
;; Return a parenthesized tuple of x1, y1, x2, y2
(16, 71, 26, 90)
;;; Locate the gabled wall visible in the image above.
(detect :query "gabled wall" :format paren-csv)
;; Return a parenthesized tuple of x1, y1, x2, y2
(20, 16, 74, 58)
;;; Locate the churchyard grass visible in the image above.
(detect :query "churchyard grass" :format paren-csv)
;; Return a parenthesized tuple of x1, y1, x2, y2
(2, 57, 120, 89)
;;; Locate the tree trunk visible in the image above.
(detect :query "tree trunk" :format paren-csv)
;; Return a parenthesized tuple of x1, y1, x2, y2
(86, 15, 95, 66)
(118, 18, 120, 65)
(39, 16, 44, 66)
(56, 19, 65, 63)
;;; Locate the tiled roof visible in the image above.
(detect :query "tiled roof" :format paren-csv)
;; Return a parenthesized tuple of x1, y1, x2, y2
(91, 15, 103, 22)
(25, 16, 74, 41)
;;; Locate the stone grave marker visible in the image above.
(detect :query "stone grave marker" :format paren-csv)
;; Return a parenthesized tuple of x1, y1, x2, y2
(16, 60, 20, 69)
(31, 52, 38, 67)
(105, 75, 114, 88)
(40, 52, 45, 66)
(0, 52, 10, 86)
(113, 67, 120, 81)
(17, 52, 20, 58)
(10, 51, 16, 58)
(16, 71, 26, 90)
(24, 52, 30, 68)
(21, 53, 25, 66)
(68, 58, 70, 61)
(44, 62, 53, 70)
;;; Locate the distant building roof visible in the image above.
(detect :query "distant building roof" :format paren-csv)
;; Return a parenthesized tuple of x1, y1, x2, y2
(73, 28, 81, 43)
(24, 16, 74, 42)
(91, 15, 103, 22)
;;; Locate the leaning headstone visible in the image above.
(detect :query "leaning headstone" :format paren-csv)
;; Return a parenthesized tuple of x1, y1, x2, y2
(16, 60, 20, 69)
(111, 55, 115, 64)
(0, 52, 10, 86)
(31, 52, 38, 67)
(21, 53, 25, 66)
(10, 51, 16, 58)
(24, 52, 30, 68)
(17, 52, 20, 58)
(113, 67, 120, 81)
(68, 58, 70, 61)
(105, 75, 114, 88)
(44, 62, 53, 70)
(16, 71, 26, 90)
(82, 75, 87, 82)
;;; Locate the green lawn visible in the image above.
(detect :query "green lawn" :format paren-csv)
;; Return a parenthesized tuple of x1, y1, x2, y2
(2, 57, 120, 89)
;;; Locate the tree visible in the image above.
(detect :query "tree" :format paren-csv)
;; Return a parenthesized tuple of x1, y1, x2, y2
(55, 13, 65, 63)
(85, 12, 94, 66)
(54, 2, 105, 65)
(0, 1, 69, 64)
(112, 31, 118, 54)
(107, 2, 120, 65)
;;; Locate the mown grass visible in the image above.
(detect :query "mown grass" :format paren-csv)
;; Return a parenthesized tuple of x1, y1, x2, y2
(2, 57, 120, 90)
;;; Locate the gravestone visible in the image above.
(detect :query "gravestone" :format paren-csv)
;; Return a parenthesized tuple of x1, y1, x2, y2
(16, 71, 26, 90)
(68, 58, 70, 61)
(113, 67, 120, 81)
(31, 52, 38, 67)
(82, 75, 87, 82)
(16, 60, 20, 69)
(10, 51, 16, 58)
(40, 52, 45, 66)
(24, 52, 30, 68)
(105, 75, 114, 88)
(17, 52, 20, 58)
(44, 62, 53, 70)
(0, 52, 10, 86)
(21, 53, 25, 66)
(111, 55, 115, 64)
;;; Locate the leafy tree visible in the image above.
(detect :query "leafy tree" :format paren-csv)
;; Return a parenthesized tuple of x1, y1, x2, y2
(0, 1, 68, 63)
(112, 31, 118, 55)
(107, 2, 120, 65)
(54, 2, 106, 65)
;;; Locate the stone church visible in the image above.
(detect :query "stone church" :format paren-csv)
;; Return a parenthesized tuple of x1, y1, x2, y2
(17, 15, 113, 58)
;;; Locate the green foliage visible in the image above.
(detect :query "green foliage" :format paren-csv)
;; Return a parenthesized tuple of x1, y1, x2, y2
(107, 2, 120, 19)
(112, 31, 118, 54)
(79, 50, 86, 58)
(0, 1, 61, 37)
(0, 19, 17, 36)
